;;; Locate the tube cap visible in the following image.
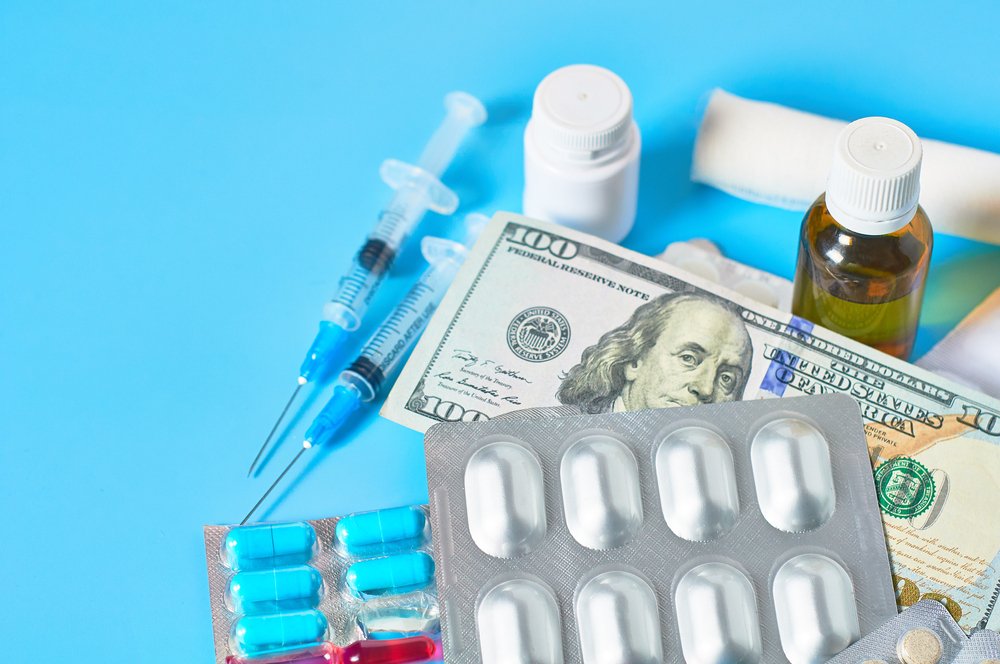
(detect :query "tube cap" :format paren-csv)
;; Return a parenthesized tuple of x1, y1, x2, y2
(826, 117, 923, 235)
(531, 64, 634, 155)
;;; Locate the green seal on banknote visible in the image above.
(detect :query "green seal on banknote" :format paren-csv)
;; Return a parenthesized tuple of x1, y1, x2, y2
(506, 306, 571, 362)
(874, 457, 936, 519)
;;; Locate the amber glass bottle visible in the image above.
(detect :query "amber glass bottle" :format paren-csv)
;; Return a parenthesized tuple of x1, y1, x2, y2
(792, 117, 933, 360)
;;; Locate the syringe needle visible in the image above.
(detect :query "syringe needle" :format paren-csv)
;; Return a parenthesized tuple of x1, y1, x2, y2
(248, 383, 303, 477)
(241, 447, 307, 525)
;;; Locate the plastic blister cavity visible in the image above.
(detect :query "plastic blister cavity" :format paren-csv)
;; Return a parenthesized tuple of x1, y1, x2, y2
(227, 564, 325, 615)
(464, 438, 547, 558)
(203, 505, 438, 664)
(223, 521, 319, 571)
(655, 426, 740, 542)
(674, 562, 762, 664)
(424, 394, 897, 663)
(335, 505, 428, 557)
(772, 553, 860, 663)
(575, 568, 662, 664)
(354, 591, 441, 640)
(477, 576, 564, 664)
(231, 610, 329, 657)
(750, 417, 835, 533)
(345, 551, 435, 599)
(560, 433, 643, 550)
(897, 629, 944, 663)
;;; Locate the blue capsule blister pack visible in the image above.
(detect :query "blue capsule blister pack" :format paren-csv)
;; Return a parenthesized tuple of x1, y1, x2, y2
(424, 394, 899, 664)
(203, 505, 438, 663)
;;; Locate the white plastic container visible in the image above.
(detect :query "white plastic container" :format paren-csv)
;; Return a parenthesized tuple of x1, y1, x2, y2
(523, 64, 641, 243)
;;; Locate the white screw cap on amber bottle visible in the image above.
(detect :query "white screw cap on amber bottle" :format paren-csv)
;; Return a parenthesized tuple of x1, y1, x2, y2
(826, 117, 923, 236)
(523, 64, 641, 243)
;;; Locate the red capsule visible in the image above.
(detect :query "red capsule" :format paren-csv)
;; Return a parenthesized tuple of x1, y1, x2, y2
(226, 637, 437, 664)
(338, 636, 437, 664)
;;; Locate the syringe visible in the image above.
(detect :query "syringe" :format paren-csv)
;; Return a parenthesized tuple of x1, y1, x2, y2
(248, 92, 487, 477)
(242, 214, 489, 524)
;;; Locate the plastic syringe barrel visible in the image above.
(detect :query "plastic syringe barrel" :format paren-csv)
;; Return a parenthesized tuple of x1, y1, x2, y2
(303, 214, 488, 448)
(296, 93, 486, 384)
(417, 92, 488, 177)
(343, 213, 488, 398)
(302, 254, 462, 447)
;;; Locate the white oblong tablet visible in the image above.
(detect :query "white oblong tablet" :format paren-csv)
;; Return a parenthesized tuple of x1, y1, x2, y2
(465, 440, 547, 558)
(773, 553, 860, 663)
(560, 434, 643, 550)
(576, 569, 663, 664)
(751, 418, 835, 532)
(675, 562, 762, 664)
(655, 426, 740, 541)
(477, 577, 564, 664)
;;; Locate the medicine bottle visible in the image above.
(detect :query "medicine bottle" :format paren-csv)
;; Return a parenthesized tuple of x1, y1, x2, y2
(523, 64, 641, 243)
(791, 117, 933, 360)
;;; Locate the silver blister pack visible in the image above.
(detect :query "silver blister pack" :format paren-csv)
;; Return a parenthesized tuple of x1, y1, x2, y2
(957, 629, 1000, 663)
(424, 393, 896, 663)
(829, 599, 1000, 663)
(828, 600, 967, 664)
(202, 506, 438, 664)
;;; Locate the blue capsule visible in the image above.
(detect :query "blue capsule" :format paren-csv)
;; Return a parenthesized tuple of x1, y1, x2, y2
(223, 522, 317, 571)
(345, 551, 435, 598)
(227, 564, 324, 614)
(230, 609, 328, 657)
(335, 506, 426, 554)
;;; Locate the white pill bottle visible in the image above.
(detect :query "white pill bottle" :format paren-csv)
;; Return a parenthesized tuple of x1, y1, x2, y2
(523, 64, 641, 243)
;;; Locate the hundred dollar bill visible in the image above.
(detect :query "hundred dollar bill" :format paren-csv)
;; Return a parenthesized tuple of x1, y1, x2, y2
(382, 212, 1000, 633)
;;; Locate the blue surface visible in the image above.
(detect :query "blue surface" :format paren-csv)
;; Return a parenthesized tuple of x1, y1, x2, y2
(2, 2, 1000, 661)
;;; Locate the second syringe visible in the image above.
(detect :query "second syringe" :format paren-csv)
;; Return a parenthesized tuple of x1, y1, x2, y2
(243, 213, 489, 524)
(249, 92, 487, 477)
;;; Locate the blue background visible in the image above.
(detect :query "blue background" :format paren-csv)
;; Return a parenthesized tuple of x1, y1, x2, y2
(2, 2, 999, 661)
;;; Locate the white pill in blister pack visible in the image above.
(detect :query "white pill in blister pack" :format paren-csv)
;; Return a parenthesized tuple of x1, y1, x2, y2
(828, 599, 997, 664)
(772, 553, 860, 663)
(561, 433, 644, 551)
(655, 427, 740, 542)
(426, 394, 898, 663)
(575, 568, 662, 664)
(751, 418, 835, 533)
(464, 439, 547, 559)
(477, 575, 563, 664)
(674, 562, 761, 664)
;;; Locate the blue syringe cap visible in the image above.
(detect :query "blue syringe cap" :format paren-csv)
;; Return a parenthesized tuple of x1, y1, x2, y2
(298, 322, 350, 383)
(303, 383, 363, 449)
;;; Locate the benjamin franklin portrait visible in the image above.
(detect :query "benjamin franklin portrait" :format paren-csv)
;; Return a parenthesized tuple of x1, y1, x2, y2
(556, 291, 753, 413)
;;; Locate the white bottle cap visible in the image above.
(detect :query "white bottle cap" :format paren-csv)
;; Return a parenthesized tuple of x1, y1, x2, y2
(826, 117, 923, 235)
(531, 64, 634, 157)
